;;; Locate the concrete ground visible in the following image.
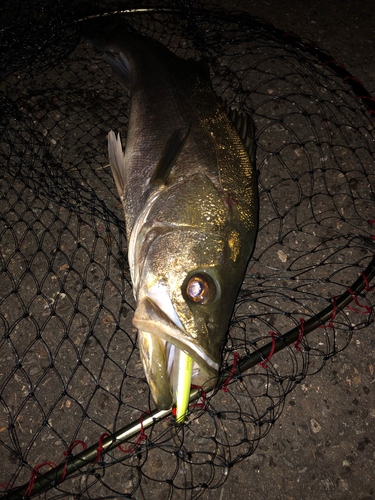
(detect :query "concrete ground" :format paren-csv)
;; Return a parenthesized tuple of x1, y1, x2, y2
(201, 1, 375, 499)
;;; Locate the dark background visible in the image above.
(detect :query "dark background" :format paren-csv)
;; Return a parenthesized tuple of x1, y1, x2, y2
(206, 0, 375, 95)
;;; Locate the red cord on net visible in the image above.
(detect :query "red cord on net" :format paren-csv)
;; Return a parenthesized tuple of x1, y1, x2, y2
(189, 385, 207, 411)
(25, 462, 56, 497)
(61, 440, 87, 481)
(319, 296, 338, 329)
(345, 288, 371, 314)
(258, 331, 280, 369)
(356, 95, 375, 105)
(93, 433, 110, 463)
(362, 272, 374, 292)
(322, 60, 345, 70)
(293, 318, 305, 351)
(0, 483, 13, 491)
(118, 411, 149, 454)
(221, 351, 240, 392)
(344, 75, 364, 86)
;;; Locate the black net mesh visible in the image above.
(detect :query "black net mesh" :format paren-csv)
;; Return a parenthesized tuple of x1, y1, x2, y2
(1, 1, 375, 499)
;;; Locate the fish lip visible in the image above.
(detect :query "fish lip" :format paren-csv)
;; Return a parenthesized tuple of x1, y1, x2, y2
(133, 296, 219, 381)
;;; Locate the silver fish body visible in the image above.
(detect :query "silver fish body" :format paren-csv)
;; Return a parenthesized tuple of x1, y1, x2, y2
(95, 30, 258, 413)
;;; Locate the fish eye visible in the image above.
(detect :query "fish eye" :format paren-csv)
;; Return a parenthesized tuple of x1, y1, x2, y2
(185, 274, 216, 304)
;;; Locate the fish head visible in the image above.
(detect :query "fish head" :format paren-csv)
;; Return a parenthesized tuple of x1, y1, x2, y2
(131, 174, 257, 410)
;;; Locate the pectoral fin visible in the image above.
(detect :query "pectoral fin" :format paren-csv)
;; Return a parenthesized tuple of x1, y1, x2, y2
(149, 126, 191, 187)
(104, 52, 131, 90)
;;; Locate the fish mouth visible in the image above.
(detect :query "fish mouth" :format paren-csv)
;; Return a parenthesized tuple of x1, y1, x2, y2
(133, 296, 219, 412)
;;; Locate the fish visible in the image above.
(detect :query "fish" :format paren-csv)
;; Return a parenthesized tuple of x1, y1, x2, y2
(86, 24, 258, 420)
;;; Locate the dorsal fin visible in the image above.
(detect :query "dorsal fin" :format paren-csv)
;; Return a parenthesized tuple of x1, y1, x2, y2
(149, 126, 191, 187)
(226, 106, 256, 166)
